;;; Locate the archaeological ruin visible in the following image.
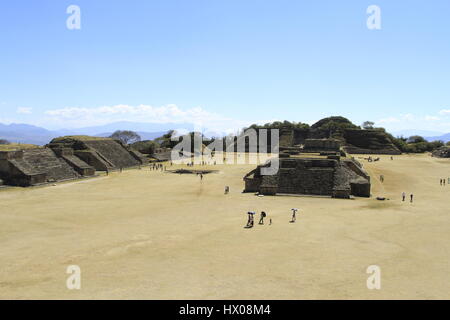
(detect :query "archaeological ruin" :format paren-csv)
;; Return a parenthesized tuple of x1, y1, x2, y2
(244, 156, 371, 198)
(232, 117, 401, 155)
(431, 146, 450, 158)
(276, 127, 401, 155)
(0, 136, 147, 187)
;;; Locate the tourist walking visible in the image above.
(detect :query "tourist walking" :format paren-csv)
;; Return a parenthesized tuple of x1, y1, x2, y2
(291, 208, 298, 223)
(410, 193, 414, 203)
(402, 192, 406, 202)
(224, 186, 230, 194)
(246, 211, 255, 228)
(259, 211, 267, 225)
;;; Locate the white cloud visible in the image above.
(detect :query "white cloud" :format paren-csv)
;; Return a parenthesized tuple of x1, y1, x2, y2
(402, 113, 415, 121)
(16, 107, 33, 114)
(377, 111, 450, 133)
(45, 104, 214, 122)
(377, 117, 400, 124)
(43, 104, 255, 134)
(424, 115, 440, 121)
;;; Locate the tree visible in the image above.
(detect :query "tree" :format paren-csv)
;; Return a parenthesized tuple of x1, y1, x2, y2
(407, 135, 426, 144)
(311, 116, 358, 130)
(110, 130, 141, 145)
(0, 139, 10, 145)
(130, 140, 159, 155)
(362, 121, 375, 129)
(155, 130, 177, 148)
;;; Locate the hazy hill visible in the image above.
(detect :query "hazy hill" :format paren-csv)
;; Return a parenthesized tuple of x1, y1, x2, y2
(0, 122, 192, 145)
(424, 133, 450, 143)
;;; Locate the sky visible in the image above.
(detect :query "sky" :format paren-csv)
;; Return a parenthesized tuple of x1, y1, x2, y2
(0, 0, 450, 133)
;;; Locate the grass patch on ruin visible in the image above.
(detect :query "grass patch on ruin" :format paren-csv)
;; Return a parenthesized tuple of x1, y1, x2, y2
(0, 144, 41, 151)
(51, 135, 111, 142)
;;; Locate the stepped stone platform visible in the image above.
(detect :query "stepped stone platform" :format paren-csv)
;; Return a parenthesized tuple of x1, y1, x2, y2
(48, 136, 146, 171)
(342, 129, 401, 155)
(0, 148, 93, 187)
(0, 136, 148, 187)
(227, 125, 400, 155)
(244, 156, 370, 198)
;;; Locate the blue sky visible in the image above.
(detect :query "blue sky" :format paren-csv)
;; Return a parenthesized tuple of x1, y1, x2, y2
(0, 0, 449, 133)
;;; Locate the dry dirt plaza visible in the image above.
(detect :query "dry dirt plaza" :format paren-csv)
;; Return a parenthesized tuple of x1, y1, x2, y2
(0, 153, 449, 299)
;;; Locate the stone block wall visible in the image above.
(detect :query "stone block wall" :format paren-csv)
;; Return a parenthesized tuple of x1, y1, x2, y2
(278, 167, 334, 195)
(303, 139, 341, 152)
(243, 157, 371, 198)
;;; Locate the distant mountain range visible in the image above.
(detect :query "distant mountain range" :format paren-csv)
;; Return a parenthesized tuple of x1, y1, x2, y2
(0, 121, 194, 145)
(424, 133, 450, 143)
(389, 130, 444, 138)
(2, 122, 450, 145)
(389, 130, 450, 142)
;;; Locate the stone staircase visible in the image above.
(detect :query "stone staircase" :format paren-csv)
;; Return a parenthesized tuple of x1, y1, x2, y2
(22, 149, 80, 182)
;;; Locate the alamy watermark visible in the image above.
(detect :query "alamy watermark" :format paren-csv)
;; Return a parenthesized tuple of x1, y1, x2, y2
(66, 5, 81, 30)
(366, 265, 381, 290)
(170, 127, 280, 175)
(66, 265, 81, 290)
(367, 5, 381, 30)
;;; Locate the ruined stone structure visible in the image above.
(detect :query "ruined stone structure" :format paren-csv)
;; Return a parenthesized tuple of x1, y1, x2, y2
(0, 148, 92, 187)
(302, 139, 341, 152)
(0, 136, 148, 187)
(341, 129, 401, 155)
(48, 136, 146, 171)
(277, 128, 400, 155)
(233, 125, 400, 155)
(432, 146, 450, 158)
(244, 156, 371, 198)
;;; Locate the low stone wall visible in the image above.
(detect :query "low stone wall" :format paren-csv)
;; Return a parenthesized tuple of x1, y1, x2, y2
(350, 179, 371, 197)
(303, 139, 341, 152)
(344, 146, 401, 155)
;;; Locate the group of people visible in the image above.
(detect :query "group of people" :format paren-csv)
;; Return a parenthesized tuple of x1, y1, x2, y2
(439, 178, 449, 186)
(245, 208, 298, 228)
(185, 160, 217, 166)
(150, 163, 165, 171)
(245, 211, 269, 228)
(366, 156, 380, 162)
(401, 192, 414, 202)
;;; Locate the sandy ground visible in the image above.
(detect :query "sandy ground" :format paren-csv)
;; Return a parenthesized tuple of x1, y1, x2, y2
(0, 153, 449, 300)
